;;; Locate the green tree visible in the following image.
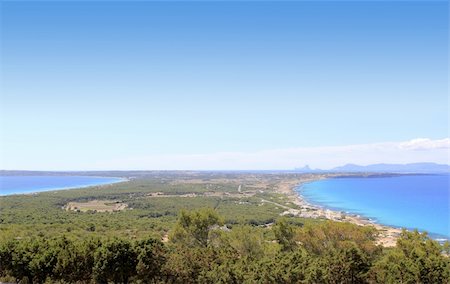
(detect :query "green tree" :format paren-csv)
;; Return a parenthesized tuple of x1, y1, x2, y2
(253, 249, 313, 283)
(135, 238, 166, 283)
(1, 238, 58, 284)
(369, 230, 450, 283)
(227, 225, 265, 260)
(0, 240, 15, 280)
(8, 240, 34, 283)
(53, 237, 98, 283)
(170, 208, 222, 247)
(297, 221, 379, 257)
(28, 239, 59, 284)
(93, 238, 137, 284)
(163, 246, 217, 283)
(323, 243, 370, 284)
(273, 218, 297, 252)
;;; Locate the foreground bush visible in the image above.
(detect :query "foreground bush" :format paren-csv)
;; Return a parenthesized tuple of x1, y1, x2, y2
(0, 209, 449, 283)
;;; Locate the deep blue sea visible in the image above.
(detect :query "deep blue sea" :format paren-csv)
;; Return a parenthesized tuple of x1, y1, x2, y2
(297, 175, 450, 239)
(0, 176, 126, 196)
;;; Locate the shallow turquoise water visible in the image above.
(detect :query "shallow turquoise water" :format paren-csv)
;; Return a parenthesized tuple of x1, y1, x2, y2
(0, 176, 125, 196)
(297, 175, 449, 239)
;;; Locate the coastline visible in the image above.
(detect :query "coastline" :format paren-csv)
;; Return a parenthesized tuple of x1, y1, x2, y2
(0, 176, 129, 196)
(275, 175, 402, 247)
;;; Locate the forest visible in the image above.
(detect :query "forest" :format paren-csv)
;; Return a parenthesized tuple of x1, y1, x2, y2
(1, 208, 449, 283)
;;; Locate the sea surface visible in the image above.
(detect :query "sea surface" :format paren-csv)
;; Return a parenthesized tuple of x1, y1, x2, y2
(297, 174, 450, 239)
(0, 176, 126, 196)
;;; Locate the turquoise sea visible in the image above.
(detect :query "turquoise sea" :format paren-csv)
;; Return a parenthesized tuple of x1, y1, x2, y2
(297, 175, 450, 239)
(0, 176, 126, 196)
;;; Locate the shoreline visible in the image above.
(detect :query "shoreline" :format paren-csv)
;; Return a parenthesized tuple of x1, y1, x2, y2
(0, 176, 129, 197)
(276, 175, 403, 247)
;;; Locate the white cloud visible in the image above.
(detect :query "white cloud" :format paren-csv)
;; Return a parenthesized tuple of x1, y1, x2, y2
(398, 138, 450, 150)
(91, 138, 450, 171)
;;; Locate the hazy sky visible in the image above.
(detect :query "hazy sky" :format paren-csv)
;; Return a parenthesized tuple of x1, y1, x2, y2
(0, 0, 448, 170)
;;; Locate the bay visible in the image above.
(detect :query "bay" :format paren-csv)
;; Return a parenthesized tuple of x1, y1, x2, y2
(0, 176, 126, 196)
(297, 174, 450, 239)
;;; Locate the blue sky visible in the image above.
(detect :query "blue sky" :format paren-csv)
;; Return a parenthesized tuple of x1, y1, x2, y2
(0, 1, 448, 170)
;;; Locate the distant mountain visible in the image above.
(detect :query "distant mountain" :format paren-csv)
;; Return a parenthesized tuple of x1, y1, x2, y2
(294, 165, 313, 172)
(330, 163, 450, 174)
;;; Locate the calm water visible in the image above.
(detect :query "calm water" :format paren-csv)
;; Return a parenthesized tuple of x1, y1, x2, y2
(0, 176, 126, 196)
(297, 175, 450, 239)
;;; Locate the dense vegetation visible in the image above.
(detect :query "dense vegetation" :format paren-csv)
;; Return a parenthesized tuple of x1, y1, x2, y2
(1, 173, 449, 283)
(0, 208, 449, 283)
